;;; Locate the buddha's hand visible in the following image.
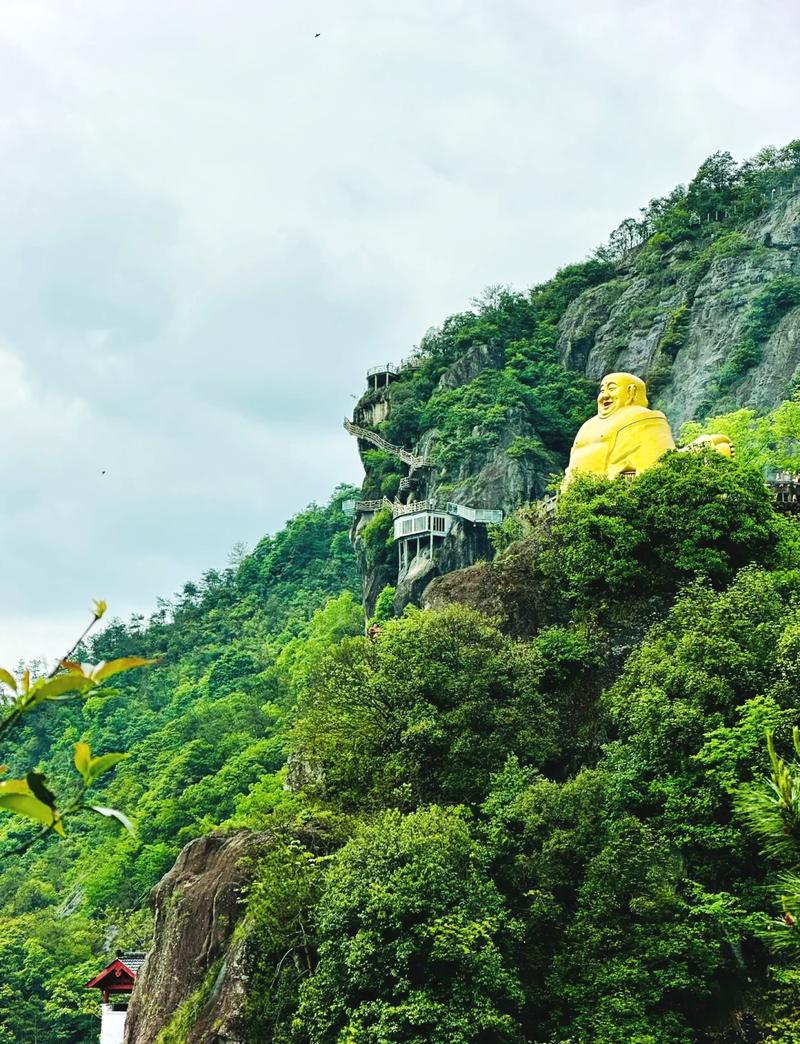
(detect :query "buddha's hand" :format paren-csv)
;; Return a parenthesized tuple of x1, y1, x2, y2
(681, 433, 734, 460)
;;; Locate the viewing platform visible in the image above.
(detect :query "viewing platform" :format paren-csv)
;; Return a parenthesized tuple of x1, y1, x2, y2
(391, 499, 503, 572)
(366, 363, 400, 391)
(364, 354, 425, 391)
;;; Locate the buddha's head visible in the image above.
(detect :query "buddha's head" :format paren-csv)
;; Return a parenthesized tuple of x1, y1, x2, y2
(597, 372, 648, 418)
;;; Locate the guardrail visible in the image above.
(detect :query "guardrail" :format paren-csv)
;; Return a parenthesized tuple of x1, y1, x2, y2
(393, 499, 439, 518)
(446, 503, 503, 524)
(393, 499, 503, 523)
(366, 363, 399, 379)
(343, 418, 431, 470)
(365, 356, 425, 380)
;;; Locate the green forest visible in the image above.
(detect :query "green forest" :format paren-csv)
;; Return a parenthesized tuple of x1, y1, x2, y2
(3, 145, 800, 1043)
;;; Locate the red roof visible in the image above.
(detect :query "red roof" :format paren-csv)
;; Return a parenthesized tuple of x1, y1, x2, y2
(85, 958, 137, 992)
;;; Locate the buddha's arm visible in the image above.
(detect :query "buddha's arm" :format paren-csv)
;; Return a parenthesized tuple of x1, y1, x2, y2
(607, 415, 675, 477)
(561, 420, 600, 487)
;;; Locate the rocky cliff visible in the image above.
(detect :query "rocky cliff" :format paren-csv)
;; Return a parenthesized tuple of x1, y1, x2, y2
(124, 831, 268, 1044)
(559, 190, 800, 425)
(349, 343, 565, 616)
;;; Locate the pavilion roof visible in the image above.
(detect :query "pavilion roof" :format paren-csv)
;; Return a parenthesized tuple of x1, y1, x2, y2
(85, 953, 145, 991)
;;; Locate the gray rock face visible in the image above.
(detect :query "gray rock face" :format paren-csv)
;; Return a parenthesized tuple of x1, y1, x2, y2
(748, 190, 800, 246)
(559, 191, 800, 429)
(437, 342, 505, 390)
(353, 393, 390, 427)
(557, 280, 627, 372)
(438, 412, 551, 511)
(394, 552, 438, 613)
(660, 250, 800, 425)
(124, 831, 269, 1044)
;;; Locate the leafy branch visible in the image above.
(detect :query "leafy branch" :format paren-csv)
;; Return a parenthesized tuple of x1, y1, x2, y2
(736, 727, 800, 958)
(0, 601, 155, 856)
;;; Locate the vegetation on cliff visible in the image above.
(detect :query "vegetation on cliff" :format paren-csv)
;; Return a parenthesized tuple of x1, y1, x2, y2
(236, 442, 800, 1044)
(241, 451, 800, 1044)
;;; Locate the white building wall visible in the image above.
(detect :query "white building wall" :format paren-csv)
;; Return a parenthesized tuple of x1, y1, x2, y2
(100, 1003, 127, 1044)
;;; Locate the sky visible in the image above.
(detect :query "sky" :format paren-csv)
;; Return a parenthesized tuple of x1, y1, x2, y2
(0, 0, 798, 665)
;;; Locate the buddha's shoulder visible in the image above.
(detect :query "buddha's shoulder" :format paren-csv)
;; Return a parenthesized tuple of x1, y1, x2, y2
(619, 406, 669, 426)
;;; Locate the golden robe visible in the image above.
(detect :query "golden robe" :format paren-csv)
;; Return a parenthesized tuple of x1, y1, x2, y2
(564, 404, 676, 484)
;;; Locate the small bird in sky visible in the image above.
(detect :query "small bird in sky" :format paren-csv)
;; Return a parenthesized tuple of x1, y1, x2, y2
(101, 470, 106, 475)
(315, 32, 321, 37)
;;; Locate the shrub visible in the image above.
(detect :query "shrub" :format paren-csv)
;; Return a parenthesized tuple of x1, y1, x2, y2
(658, 302, 690, 359)
(550, 451, 786, 605)
(290, 605, 598, 809)
(360, 508, 393, 568)
(295, 806, 524, 1044)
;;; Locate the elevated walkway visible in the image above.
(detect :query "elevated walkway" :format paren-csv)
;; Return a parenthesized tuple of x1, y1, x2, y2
(392, 499, 502, 524)
(343, 418, 432, 471)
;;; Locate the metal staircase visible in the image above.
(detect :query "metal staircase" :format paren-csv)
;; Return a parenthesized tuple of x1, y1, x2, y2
(343, 418, 432, 471)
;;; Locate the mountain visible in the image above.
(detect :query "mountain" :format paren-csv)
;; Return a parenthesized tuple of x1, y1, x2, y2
(345, 144, 800, 614)
(2, 143, 800, 1044)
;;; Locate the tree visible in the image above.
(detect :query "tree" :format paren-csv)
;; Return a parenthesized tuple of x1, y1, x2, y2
(291, 605, 597, 810)
(550, 450, 788, 605)
(295, 806, 524, 1044)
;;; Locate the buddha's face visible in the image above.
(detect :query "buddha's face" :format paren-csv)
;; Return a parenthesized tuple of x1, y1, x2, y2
(597, 375, 634, 418)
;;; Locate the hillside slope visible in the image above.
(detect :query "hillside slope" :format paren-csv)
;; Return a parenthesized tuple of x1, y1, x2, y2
(0, 488, 360, 1043)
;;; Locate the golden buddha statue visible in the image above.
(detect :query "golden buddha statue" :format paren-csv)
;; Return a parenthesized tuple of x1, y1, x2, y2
(563, 372, 732, 486)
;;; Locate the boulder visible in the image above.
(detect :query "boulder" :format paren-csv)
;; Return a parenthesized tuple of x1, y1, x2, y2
(124, 831, 269, 1044)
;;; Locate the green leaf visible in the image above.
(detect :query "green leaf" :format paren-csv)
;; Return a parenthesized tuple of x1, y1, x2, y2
(86, 752, 129, 785)
(74, 742, 91, 783)
(90, 805, 134, 834)
(0, 791, 65, 836)
(91, 657, 157, 683)
(0, 669, 17, 692)
(18, 674, 94, 711)
(37, 674, 95, 701)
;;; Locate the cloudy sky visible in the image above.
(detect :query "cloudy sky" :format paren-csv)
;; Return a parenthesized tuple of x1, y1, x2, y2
(1, 0, 797, 664)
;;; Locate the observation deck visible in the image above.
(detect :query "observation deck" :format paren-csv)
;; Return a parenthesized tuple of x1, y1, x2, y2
(364, 354, 425, 391)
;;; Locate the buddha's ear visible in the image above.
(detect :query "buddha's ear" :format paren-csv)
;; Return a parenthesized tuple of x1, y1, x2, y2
(624, 383, 637, 405)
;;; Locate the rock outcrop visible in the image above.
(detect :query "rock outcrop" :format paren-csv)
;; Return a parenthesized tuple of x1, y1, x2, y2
(559, 191, 800, 427)
(124, 831, 269, 1044)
